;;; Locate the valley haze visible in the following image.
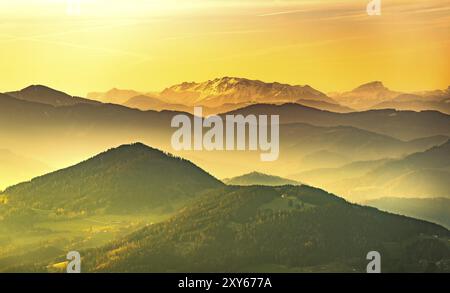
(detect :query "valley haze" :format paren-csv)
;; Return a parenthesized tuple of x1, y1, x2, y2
(0, 0, 449, 275)
(0, 78, 449, 273)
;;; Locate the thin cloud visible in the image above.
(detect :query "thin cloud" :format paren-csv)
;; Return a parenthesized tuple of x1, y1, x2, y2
(258, 9, 310, 17)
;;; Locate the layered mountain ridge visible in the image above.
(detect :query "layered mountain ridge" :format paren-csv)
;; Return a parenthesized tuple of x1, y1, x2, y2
(1, 143, 449, 273)
(82, 78, 450, 115)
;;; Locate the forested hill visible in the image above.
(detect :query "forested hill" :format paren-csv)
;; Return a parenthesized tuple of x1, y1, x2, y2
(1, 143, 223, 214)
(79, 185, 449, 273)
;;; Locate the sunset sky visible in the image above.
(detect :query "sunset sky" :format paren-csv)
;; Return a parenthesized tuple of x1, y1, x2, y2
(0, 0, 449, 96)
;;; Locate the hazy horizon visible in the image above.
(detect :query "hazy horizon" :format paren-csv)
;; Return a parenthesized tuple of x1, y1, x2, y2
(2, 77, 450, 99)
(1, 0, 449, 96)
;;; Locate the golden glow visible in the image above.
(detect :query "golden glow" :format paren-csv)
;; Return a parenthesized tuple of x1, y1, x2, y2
(0, 0, 449, 96)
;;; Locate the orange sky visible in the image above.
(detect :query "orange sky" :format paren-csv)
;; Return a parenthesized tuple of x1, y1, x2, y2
(0, 0, 449, 96)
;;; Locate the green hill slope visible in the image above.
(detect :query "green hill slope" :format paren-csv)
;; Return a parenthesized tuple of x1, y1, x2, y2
(77, 185, 449, 273)
(0, 143, 223, 215)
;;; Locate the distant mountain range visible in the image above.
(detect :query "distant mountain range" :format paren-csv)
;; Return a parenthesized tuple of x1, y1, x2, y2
(123, 95, 191, 113)
(331, 82, 450, 113)
(228, 103, 450, 140)
(372, 94, 450, 114)
(292, 140, 450, 201)
(360, 140, 450, 198)
(0, 89, 178, 170)
(87, 78, 450, 115)
(88, 77, 351, 114)
(1, 85, 449, 185)
(1, 81, 449, 194)
(87, 88, 144, 104)
(278, 123, 448, 166)
(223, 172, 300, 186)
(330, 81, 401, 110)
(158, 77, 337, 106)
(365, 197, 450, 229)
